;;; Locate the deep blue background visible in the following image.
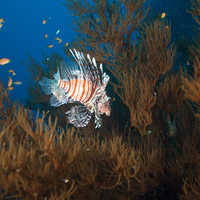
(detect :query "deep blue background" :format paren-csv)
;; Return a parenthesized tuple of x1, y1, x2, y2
(0, 0, 75, 102)
(0, 0, 196, 102)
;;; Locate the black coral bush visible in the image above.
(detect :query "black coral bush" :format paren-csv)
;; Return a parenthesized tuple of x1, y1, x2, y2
(0, 82, 200, 199)
(0, 82, 166, 199)
(1, 0, 200, 199)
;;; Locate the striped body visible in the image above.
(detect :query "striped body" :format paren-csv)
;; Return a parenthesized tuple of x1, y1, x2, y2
(58, 78, 98, 108)
(39, 49, 111, 128)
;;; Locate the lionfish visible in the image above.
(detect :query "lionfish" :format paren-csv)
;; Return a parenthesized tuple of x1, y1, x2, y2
(39, 49, 111, 128)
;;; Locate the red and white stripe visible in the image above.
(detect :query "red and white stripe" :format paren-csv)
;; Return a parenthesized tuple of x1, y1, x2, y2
(58, 78, 98, 107)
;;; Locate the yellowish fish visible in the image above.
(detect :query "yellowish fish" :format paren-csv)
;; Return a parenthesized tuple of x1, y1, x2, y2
(0, 58, 10, 65)
(65, 42, 69, 47)
(45, 34, 48, 39)
(55, 37, 62, 44)
(8, 77, 12, 87)
(13, 81, 22, 85)
(47, 45, 53, 48)
(161, 13, 166, 19)
(96, 18, 100, 22)
(8, 69, 16, 76)
(7, 86, 14, 91)
(0, 18, 5, 23)
(0, 18, 5, 29)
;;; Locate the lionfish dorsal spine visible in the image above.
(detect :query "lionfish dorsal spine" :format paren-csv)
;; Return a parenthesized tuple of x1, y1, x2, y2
(92, 57, 97, 68)
(100, 63, 103, 73)
(87, 53, 92, 64)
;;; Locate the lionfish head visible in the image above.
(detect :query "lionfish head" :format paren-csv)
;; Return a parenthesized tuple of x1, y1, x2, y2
(98, 95, 111, 116)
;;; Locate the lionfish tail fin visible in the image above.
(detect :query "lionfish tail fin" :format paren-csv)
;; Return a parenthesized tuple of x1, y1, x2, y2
(39, 68, 60, 95)
(66, 105, 92, 127)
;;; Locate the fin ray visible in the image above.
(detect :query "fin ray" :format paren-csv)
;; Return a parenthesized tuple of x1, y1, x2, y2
(39, 68, 60, 95)
(70, 49, 103, 84)
(66, 105, 92, 127)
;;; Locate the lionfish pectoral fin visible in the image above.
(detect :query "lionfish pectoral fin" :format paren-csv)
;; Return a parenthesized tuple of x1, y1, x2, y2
(39, 68, 60, 95)
(94, 112, 102, 128)
(50, 88, 74, 107)
(66, 105, 92, 127)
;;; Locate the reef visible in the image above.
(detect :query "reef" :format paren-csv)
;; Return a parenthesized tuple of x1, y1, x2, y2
(1, 0, 200, 199)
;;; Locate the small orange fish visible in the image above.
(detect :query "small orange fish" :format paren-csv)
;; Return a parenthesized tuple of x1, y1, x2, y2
(65, 42, 69, 47)
(161, 13, 166, 19)
(96, 18, 100, 22)
(0, 18, 5, 29)
(45, 34, 48, 39)
(8, 77, 12, 87)
(13, 81, 22, 85)
(47, 45, 53, 48)
(8, 69, 16, 76)
(166, 25, 169, 29)
(0, 58, 10, 65)
(7, 86, 14, 91)
(55, 37, 62, 44)
(43, 16, 51, 24)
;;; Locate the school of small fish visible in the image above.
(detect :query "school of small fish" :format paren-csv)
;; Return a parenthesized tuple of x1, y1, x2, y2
(39, 49, 111, 128)
(0, 18, 22, 91)
(6, 75, 22, 91)
(1, 15, 70, 92)
(0, 57, 22, 90)
(42, 16, 70, 49)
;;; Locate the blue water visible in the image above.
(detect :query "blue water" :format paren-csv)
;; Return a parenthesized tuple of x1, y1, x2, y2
(0, 0, 75, 101)
(0, 0, 196, 102)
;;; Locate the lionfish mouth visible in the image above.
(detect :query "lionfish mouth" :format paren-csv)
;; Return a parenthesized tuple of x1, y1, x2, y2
(106, 111, 110, 116)
(101, 110, 110, 116)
